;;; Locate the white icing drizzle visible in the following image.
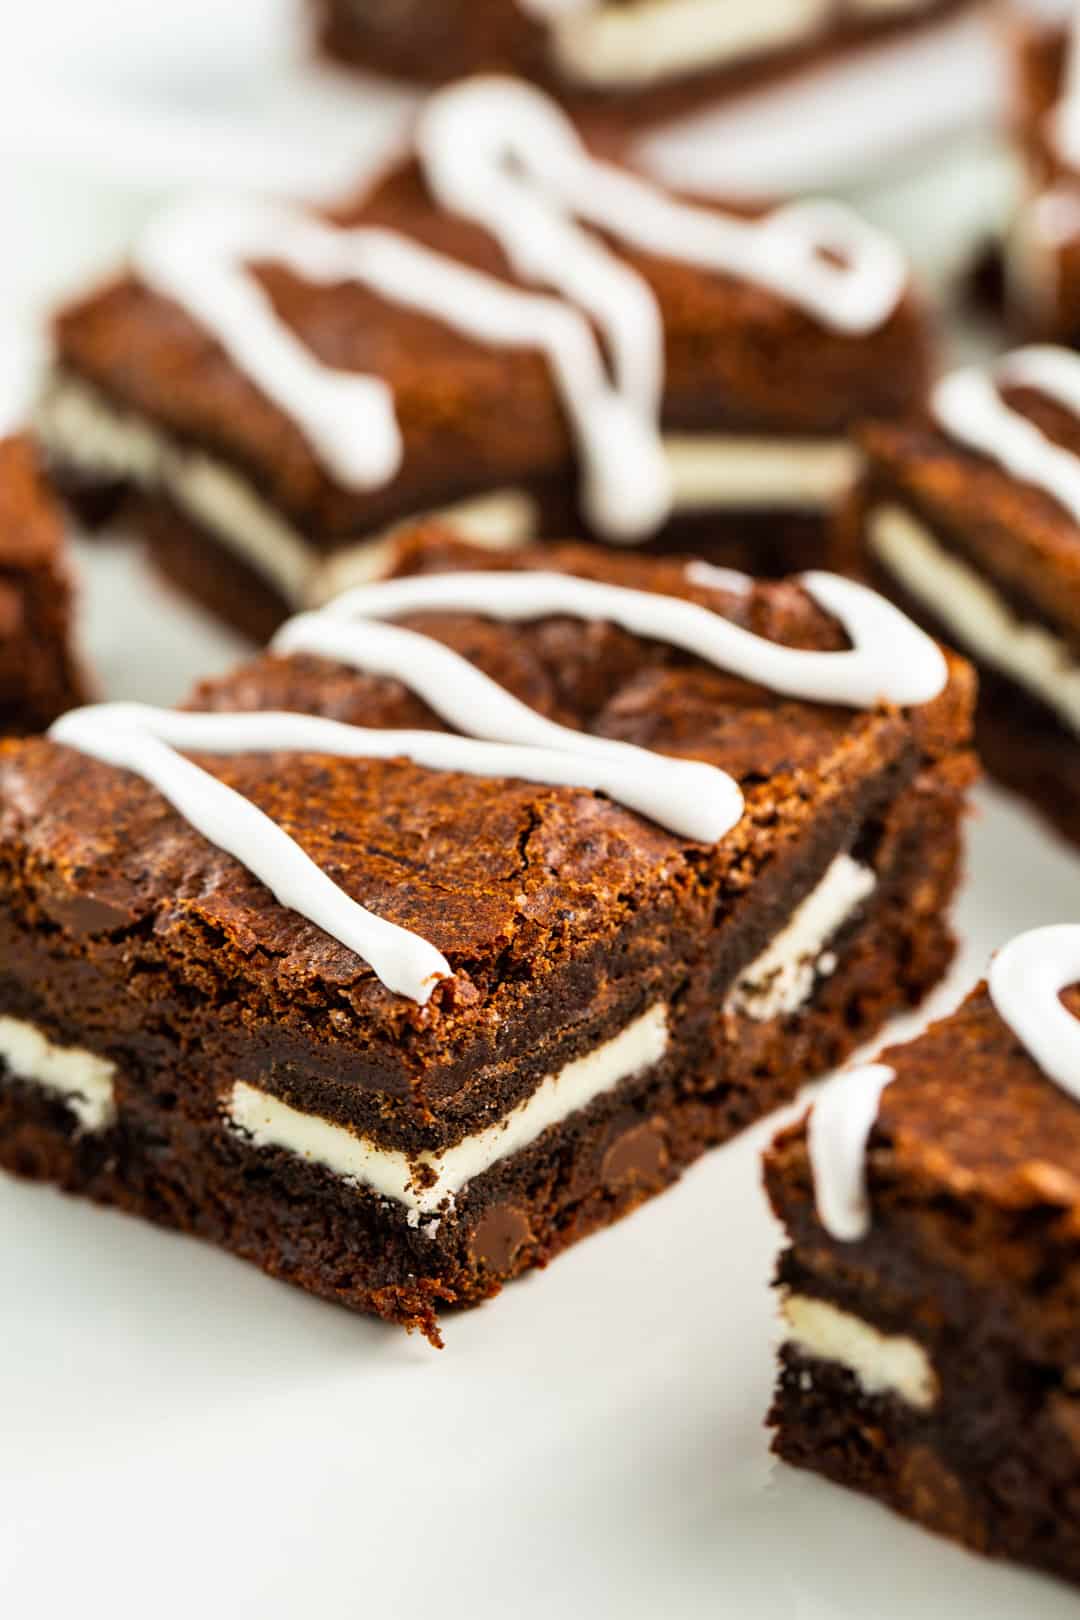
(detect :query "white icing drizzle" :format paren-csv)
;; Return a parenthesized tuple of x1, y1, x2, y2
(808, 1063, 895, 1241)
(315, 567, 948, 709)
(273, 613, 729, 823)
(50, 698, 739, 1003)
(129, 78, 905, 541)
(809, 923, 1080, 1243)
(49, 703, 452, 1005)
(418, 78, 907, 339)
(932, 346, 1080, 524)
(50, 566, 943, 1004)
(135, 200, 401, 493)
(989, 925, 1080, 1102)
(135, 198, 666, 538)
(684, 559, 753, 595)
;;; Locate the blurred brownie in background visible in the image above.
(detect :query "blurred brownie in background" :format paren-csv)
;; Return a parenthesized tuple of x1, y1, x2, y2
(767, 924, 1080, 1588)
(0, 436, 85, 735)
(36, 76, 929, 643)
(312, 0, 981, 134)
(841, 342, 1080, 848)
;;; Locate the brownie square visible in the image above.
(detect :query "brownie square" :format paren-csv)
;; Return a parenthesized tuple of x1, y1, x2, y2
(36, 76, 928, 641)
(311, 0, 977, 134)
(766, 926, 1080, 1589)
(0, 436, 85, 735)
(0, 532, 973, 1342)
(842, 342, 1080, 847)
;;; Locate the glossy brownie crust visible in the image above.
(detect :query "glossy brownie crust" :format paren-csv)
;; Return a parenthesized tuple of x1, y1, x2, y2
(311, 0, 974, 132)
(0, 437, 85, 734)
(767, 985, 1080, 1587)
(0, 535, 974, 1340)
(42, 153, 929, 616)
(843, 412, 1080, 847)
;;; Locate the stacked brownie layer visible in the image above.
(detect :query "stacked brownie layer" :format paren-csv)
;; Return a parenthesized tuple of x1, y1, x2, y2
(0, 436, 85, 735)
(0, 533, 973, 1341)
(767, 928, 1080, 1588)
(312, 0, 977, 133)
(36, 77, 927, 639)
(843, 344, 1080, 848)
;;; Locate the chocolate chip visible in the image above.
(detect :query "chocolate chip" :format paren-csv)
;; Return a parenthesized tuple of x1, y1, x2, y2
(468, 1202, 534, 1273)
(602, 1120, 668, 1187)
(49, 895, 134, 936)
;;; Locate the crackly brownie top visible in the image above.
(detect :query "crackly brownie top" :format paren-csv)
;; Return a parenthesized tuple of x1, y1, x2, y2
(0, 532, 971, 1088)
(51, 78, 922, 542)
(862, 985, 1080, 1212)
(860, 364, 1080, 645)
(769, 945, 1080, 1238)
(766, 974, 1080, 1372)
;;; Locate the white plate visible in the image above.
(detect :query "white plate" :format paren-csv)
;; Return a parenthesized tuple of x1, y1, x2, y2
(4, 5, 1080, 1616)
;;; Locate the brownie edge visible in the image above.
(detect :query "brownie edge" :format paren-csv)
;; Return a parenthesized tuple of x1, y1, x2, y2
(0, 436, 86, 734)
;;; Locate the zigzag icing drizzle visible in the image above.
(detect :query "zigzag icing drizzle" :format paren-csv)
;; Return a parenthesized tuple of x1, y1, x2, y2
(134, 201, 666, 540)
(933, 346, 1080, 523)
(809, 924, 1080, 1241)
(988, 925, 1080, 1100)
(50, 568, 945, 1005)
(132, 76, 906, 541)
(308, 567, 945, 709)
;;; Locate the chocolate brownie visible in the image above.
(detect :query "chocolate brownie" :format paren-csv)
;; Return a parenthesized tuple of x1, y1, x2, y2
(1006, 9, 1080, 344)
(0, 436, 85, 735)
(37, 77, 928, 642)
(766, 925, 1080, 1589)
(0, 530, 973, 1343)
(841, 343, 1080, 849)
(311, 0, 978, 135)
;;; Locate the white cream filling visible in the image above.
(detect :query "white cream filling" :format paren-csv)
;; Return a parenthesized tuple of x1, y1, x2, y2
(227, 1002, 669, 1216)
(313, 492, 539, 603)
(540, 0, 934, 89)
(847, 0, 934, 15)
(665, 435, 858, 512)
(37, 376, 853, 610)
(33, 376, 539, 608)
(0, 1016, 116, 1133)
(869, 504, 1080, 737)
(782, 1293, 939, 1410)
(726, 853, 877, 1022)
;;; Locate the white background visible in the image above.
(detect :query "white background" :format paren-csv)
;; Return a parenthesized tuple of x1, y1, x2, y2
(2, 4, 1080, 1616)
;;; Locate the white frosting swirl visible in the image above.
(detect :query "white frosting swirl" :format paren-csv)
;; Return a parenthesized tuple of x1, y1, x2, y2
(316, 566, 948, 709)
(932, 345, 1080, 525)
(129, 78, 906, 542)
(809, 924, 1080, 1243)
(989, 925, 1080, 1101)
(50, 566, 944, 1004)
(808, 1062, 896, 1240)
